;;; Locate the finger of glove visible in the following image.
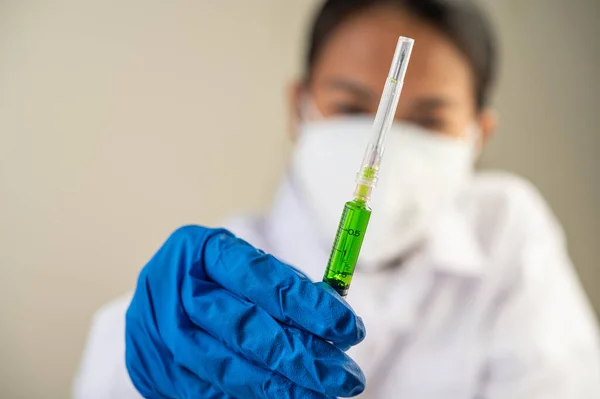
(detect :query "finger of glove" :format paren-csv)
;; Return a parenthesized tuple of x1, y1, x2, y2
(176, 367, 239, 399)
(127, 276, 239, 399)
(172, 326, 334, 399)
(193, 228, 365, 348)
(182, 279, 365, 397)
(176, 367, 336, 399)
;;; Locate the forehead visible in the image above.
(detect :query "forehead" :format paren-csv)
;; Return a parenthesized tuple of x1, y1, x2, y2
(311, 6, 474, 101)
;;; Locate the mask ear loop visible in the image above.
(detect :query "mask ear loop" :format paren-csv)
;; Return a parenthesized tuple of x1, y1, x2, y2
(299, 94, 325, 121)
(464, 122, 484, 162)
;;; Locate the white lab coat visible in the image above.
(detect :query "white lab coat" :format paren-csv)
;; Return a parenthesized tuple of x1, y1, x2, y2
(73, 172, 600, 398)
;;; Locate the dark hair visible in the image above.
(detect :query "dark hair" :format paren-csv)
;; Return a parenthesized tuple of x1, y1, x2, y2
(306, 0, 498, 110)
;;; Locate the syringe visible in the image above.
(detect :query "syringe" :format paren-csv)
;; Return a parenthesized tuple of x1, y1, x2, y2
(322, 36, 414, 297)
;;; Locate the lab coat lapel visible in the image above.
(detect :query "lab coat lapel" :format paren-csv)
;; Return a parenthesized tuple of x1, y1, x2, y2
(347, 253, 437, 381)
(263, 178, 330, 281)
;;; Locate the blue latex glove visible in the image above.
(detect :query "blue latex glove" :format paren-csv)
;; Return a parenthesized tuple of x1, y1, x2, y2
(125, 226, 366, 398)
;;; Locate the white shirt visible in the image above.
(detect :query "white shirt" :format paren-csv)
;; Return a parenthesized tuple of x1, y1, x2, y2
(73, 172, 600, 398)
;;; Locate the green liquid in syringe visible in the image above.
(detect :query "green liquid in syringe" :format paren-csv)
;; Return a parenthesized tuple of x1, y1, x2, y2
(322, 198, 371, 297)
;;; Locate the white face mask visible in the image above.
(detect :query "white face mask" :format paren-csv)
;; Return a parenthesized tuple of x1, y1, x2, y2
(290, 116, 478, 271)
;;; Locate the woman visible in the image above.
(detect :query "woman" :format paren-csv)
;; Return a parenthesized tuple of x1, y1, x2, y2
(74, 0, 600, 398)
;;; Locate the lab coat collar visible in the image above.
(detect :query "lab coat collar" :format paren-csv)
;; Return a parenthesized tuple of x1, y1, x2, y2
(263, 176, 330, 281)
(423, 204, 487, 277)
(264, 177, 487, 279)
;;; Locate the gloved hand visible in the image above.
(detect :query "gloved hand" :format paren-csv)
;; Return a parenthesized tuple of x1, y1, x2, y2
(125, 225, 366, 399)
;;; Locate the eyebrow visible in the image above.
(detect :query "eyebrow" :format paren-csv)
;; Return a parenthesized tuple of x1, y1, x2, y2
(410, 97, 458, 113)
(325, 78, 375, 102)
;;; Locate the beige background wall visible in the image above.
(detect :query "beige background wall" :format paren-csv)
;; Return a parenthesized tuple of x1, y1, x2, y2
(1, 0, 598, 397)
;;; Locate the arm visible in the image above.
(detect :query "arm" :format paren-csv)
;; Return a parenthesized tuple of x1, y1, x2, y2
(478, 183, 600, 398)
(73, 296, 141, 399)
